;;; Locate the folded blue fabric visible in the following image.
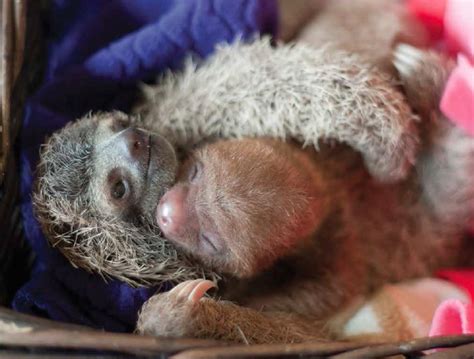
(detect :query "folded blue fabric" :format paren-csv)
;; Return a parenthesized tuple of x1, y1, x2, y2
(13, 0, 277, 332)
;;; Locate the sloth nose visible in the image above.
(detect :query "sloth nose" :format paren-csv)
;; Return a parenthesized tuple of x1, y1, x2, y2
(122, 127, 149, 162)
(157, 185, 188, 237)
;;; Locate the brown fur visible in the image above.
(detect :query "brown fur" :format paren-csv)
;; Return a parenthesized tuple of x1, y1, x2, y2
(136, 48, 474, 343)
(159, 139, 327, 278)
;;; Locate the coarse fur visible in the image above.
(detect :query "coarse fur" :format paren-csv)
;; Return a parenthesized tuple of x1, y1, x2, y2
(138, 37, 418, 183)
(136, 46, 474, 343)
(34, 37, 419, 286)
(34, 112, 213, 285)
(394, 45, 474, 226)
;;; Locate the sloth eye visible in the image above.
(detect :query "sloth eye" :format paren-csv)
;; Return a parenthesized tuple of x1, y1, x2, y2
(199, 232, 218, 252)
(188, 162, 201, 182)
(111, 180, 128, 199)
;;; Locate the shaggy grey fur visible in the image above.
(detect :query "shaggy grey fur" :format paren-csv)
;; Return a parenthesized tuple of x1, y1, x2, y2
(34, 112, 213, 286)
(139, 38, 418, 183)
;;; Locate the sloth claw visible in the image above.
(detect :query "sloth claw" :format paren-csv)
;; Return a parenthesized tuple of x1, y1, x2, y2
(188, 280, 216, 303)
(171, 279, 216, 303)
(171, 280, 195, 295)
(393, 43, 423, 78)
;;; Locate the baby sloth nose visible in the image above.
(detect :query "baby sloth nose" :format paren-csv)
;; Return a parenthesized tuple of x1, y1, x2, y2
(157, 185, 188, 238)
(122, 127, 149, 162)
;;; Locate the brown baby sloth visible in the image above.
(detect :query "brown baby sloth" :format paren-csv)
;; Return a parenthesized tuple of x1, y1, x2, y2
(135, 46, 474, 343)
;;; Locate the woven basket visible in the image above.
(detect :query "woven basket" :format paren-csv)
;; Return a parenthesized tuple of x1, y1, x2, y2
(1, 1, 474, 357)
(0, 0, 41, 306)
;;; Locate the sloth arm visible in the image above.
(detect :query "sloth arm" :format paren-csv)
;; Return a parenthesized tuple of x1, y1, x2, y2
(136, 279, 331, 344)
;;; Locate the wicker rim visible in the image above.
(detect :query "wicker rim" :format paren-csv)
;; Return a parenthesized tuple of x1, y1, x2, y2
(0, 0, 39, 305)
(0, 0, 26, 182)
(3, 295, 474, 357)
(1, 304, 474, 358)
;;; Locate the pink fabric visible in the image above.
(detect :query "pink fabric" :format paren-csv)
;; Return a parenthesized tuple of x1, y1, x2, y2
(444, 0, 474, 58)
(408, 0, 474, 136)
(409, 0, 474, 337)
(441, 0, 474, 136)
(440, 55, 474, 136)
(437, 270, 474, 301)
(407, 0, 446, 42)
(429, 299, 474, 336)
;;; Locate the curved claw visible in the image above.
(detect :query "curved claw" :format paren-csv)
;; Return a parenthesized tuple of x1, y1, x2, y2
(393, 43, 423, 77)
(188, 280, 216, 303)
(177, 279, 205, 298)
(170, 280, 196, 295)
(170, 279, 217, 302)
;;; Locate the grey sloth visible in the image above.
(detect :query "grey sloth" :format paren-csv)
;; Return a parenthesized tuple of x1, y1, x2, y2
(34, 37, 419, 287)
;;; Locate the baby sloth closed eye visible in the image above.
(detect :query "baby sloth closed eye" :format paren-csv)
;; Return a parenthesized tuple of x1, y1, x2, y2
(156, 139, 327, 278)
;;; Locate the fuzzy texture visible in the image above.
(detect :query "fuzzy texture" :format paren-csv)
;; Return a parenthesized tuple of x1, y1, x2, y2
(136, 46, 474, 344)
(137, 279, 327, 343)
(394, 45, 474, 226)
(138, 38, 419, 183)
(34, 112, 216, 287)
(156, 138, 329, 279)
(34, 37, 421, 288)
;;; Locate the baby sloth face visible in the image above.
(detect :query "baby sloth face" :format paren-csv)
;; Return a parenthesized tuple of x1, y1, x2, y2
(156, 138, 326, 278)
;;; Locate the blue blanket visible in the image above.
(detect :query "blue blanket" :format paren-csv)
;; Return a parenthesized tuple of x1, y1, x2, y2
(13, 0, 277, 332)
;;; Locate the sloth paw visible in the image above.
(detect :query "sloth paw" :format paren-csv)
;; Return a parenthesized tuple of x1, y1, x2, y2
(393, 44, 454, 116)
(393, 43, 424, 79)
(135, 279, 216, 338)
